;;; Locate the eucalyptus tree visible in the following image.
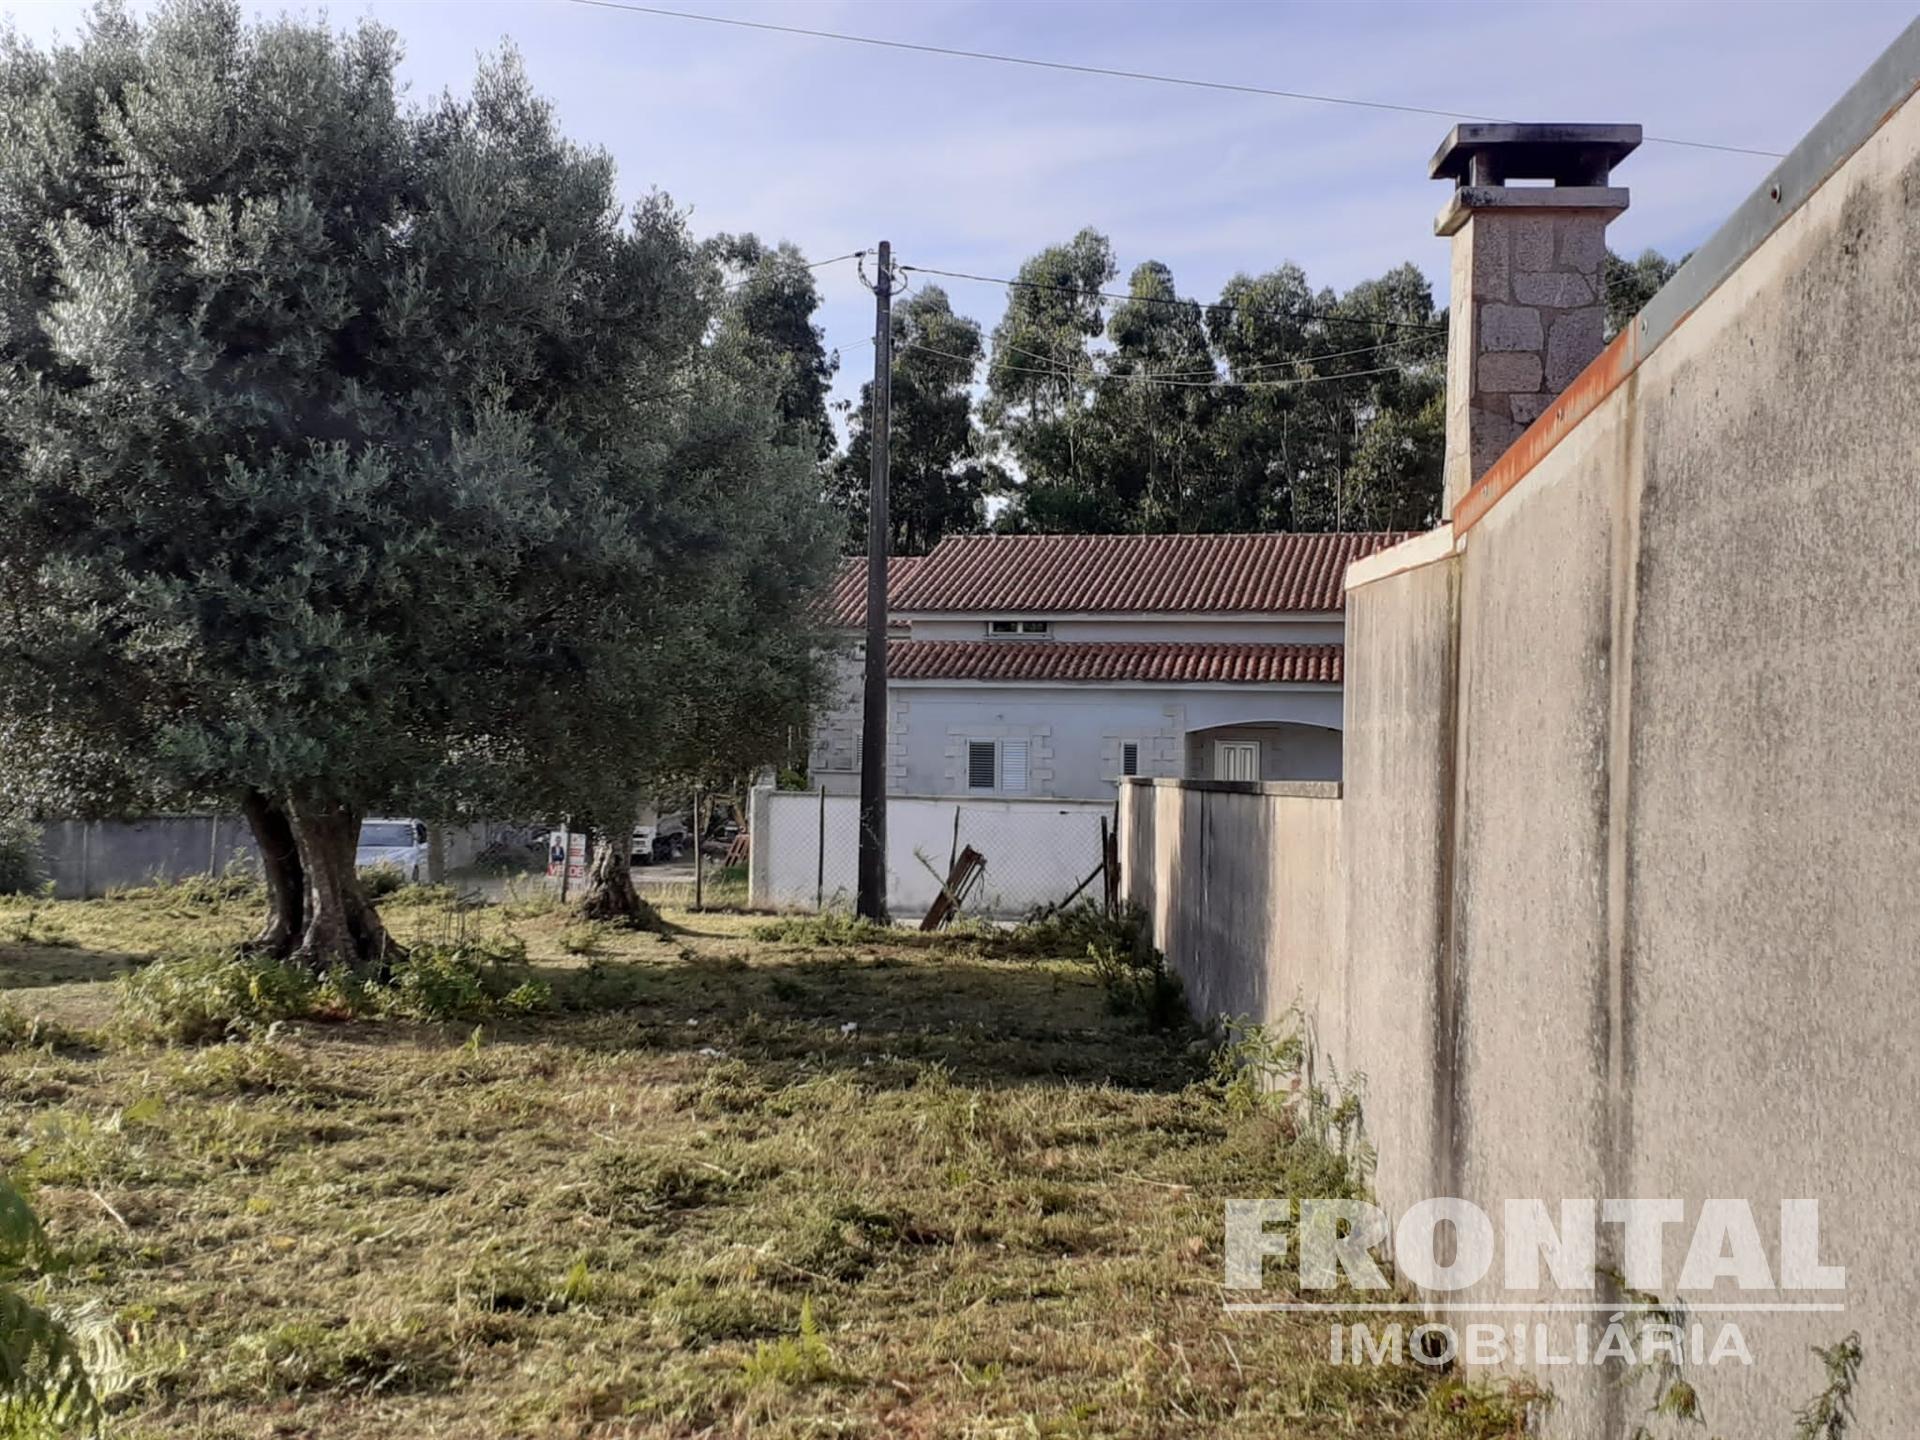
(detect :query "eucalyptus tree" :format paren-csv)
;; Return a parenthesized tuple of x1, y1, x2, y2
(980, 238, 1448, 534)
(1214, 261, 1447, 531)
(706, 233, 839, 460)
(1605, 247, 1684, 338)
(981, 228, 1115, 529)
(1082, 260, 1221, 531)
(0, 2, 836, 963)
(831, 284, 994, 554)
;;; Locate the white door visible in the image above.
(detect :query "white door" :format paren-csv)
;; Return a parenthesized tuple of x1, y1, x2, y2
(1214, 740, 1260, 782)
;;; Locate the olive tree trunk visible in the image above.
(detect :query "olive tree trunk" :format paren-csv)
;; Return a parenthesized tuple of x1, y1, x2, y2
(286, 792, 399, 971)
(579, 816, 664, 929)
(239, 789, 304, 957)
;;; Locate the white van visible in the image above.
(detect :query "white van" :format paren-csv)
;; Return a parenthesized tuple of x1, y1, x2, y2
(633, 811, 690, 865)
(357, 818, 429, 881)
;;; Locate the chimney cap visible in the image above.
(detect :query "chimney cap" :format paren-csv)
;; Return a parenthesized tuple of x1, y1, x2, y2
(1429, 123, 1642, 183)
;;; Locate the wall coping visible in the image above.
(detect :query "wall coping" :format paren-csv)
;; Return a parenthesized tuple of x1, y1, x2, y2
(1122, 777, 1341, 800)
(1345, 523, 1457, 592)
(1451, 17, 1920, 538)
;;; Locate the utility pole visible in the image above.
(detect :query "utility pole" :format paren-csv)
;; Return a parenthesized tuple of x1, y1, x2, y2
(856, 240, 893, 921)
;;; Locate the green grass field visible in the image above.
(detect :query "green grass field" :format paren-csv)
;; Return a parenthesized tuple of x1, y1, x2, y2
(0, 884, 1543, 1438)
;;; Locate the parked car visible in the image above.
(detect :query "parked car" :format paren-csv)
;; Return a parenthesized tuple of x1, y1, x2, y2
(357, 818, 429, 882)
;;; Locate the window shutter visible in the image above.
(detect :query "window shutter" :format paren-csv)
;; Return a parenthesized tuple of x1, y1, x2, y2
(967, 740, 996, 790)
(1122, 742, 1139, 777)
(1001, 739, 1030, 793)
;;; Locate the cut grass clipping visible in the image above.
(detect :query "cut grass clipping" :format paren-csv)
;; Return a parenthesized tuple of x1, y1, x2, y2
(0, 880, 1558, 1437)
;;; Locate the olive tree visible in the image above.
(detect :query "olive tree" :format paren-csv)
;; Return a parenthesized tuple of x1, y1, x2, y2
(0, 2, 836, 964)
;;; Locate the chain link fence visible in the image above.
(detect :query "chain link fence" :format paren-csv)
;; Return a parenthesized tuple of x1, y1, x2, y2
(748, 789, 1116, 922)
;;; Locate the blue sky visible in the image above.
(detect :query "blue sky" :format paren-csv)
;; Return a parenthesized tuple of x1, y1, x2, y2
(6, 0, 1915, 424)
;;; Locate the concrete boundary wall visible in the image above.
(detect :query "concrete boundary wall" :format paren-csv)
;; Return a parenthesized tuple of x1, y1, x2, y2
(1117, 779, 1344, 1031)
(1121, 25, 1920, 1435)
(29, 818, 501, 898)
(35, 817, 259, 899)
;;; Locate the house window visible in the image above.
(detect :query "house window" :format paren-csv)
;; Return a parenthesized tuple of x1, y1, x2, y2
(1121, 741, 1140, 777)
(987, 619, 1050, 637)
(967, 740, 997, 790)
(965, 738, 1030, 793)
(1214, 740, 1260, 782)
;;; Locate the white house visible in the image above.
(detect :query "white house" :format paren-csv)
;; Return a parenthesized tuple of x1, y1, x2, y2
(811, 531, 1406, 802)
(810, 555, 922, 795)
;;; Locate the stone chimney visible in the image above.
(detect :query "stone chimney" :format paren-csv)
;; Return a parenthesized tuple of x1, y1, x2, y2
(1431, 123, 1640, 516)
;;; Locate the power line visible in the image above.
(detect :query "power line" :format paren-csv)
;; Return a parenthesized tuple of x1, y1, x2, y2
(1160, 333, 1434, 379)
(638, 331, 871, 403)
(902, 339, 1422, 393)
(900, 262, 1449, 334)
(563, 0, 1785, 160)
(1007, 331, 1434, 381)
(721, 249, 863, 291)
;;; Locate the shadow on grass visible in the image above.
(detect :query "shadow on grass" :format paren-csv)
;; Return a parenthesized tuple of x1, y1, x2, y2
(656, 912, 761, 940)
(4, 892, 1203, 1095)
(317, 948, 1204, 1094)
(0, 941, 147, 989)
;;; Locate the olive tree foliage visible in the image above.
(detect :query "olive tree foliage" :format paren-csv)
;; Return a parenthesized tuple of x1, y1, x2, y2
(0, 2, 837, 959)
(0, 1178, 109, 1432)
(563, 350, 839, 925)
(562, 239, 842, 922)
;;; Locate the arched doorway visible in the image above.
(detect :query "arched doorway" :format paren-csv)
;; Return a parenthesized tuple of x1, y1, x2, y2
(1184, 722, 1343, 783)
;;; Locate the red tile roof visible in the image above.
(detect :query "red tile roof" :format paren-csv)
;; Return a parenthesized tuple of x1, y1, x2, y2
(824, 556, 926, 629)
(890, 532, 1409, 614)
(888, 641, 1343, 685)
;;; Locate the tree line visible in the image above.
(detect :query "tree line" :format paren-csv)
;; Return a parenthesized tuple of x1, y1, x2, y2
(796, 237, 1683, 550)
